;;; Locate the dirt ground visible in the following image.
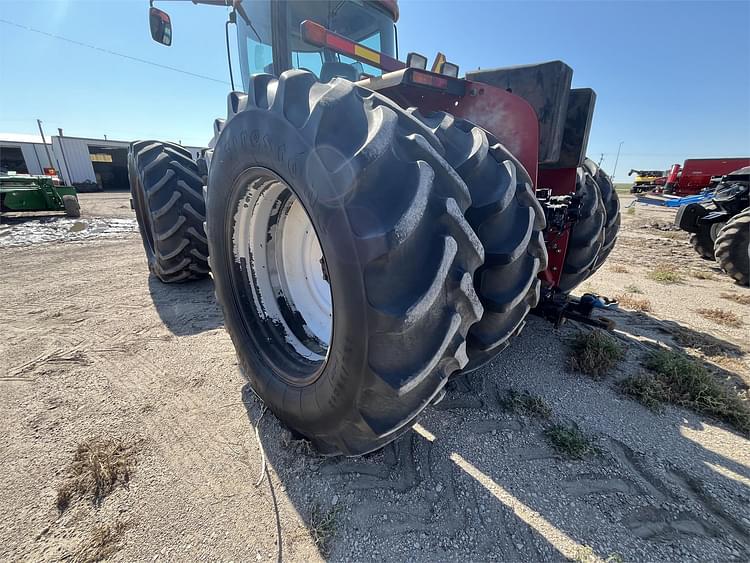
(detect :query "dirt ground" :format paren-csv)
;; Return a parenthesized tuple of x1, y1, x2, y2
(2, 191, 749, 562)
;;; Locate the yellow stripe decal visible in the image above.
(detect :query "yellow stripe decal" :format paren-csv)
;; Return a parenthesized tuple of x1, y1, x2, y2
(354, 45, 380, 64)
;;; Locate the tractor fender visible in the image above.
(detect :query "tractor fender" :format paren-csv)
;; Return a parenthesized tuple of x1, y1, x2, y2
(675, 202, 709, 233)
(698, 210, 732, 226)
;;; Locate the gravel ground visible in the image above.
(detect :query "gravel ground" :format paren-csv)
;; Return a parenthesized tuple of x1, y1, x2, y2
(0, 192, 137, 247)
(1, 192, 748, 561)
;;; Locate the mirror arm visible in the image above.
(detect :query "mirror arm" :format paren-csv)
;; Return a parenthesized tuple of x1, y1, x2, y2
(225, 11, 236, 91)
(233, 1, 252, 26)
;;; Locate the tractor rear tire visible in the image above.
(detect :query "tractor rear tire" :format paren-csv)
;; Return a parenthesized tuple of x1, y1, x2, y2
(128, 141, 209, 283)
(689, 222, 723, 261)
(584, 159, 620, 272)
(558, 168, 606, 293)
(715, 209, 750, 286)
(409, 110, 547, 371)
(206, 71, 484, 455)
(62, 195, 80, 218)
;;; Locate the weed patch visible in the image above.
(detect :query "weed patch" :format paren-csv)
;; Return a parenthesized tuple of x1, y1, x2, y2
(621, 349, 750, 434)
(568, 331, 624, 378)
(720, 292, 750, 306)
(690, 270, 716, 280)
(658, 230, 687, 240)
(57, 437, 137, 512)
(673, 328, 736, 357)
(499, 389, 552, 419)
(544, 424, 597, 459)
(309, 503, 341, 556)
(615, 293, 652, 312)
(647, 264, 684, 284)
(624, 284, 643, 294)
(72, 521, 127, 563)
(696, 308, 743, 328)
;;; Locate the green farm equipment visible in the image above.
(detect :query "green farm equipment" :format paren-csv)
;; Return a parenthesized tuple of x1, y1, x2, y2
(0, 175, 81, 218)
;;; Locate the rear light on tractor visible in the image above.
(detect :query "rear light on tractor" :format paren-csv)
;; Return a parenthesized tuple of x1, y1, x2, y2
(410, 70, 449, 89)
(439, 61, 459, 78)
(406, 52, 428, 70)
(300, 20, 404, 73)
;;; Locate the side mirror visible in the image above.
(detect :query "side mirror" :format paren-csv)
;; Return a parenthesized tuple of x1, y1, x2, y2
(149, 7, 172, 46)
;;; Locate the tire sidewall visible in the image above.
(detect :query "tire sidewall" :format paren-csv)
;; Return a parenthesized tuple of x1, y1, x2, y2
(127, 149, 158, 271)
(207, 108, 368, 432)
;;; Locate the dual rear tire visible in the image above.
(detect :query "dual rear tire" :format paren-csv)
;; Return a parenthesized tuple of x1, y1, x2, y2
(129, 71, 549, 454)
(557, 159, 621, 293)
(206, 72, 489, 455)
(128, 141, 209, 283)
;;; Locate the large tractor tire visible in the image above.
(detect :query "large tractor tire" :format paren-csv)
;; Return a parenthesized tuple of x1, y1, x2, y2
(689, 222, 723, 261)
(206, 71, 484, 456)
(558, 167, 606, 293)
(128, 141, 210, 283)
(409, 110, 547, 371)
(584, 159, 620, 272)
(715, 208, 750, 285)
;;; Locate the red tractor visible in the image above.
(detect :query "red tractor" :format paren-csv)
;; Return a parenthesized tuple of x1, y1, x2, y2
(664, 158, 750, 196)
(129, 0, 619, 455)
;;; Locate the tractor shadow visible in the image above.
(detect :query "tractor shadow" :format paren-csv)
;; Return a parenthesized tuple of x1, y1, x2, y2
(240, 309, 750, 561)
(147, 274, 223, 336)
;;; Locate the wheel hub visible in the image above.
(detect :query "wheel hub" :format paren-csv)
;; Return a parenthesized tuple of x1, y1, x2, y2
(232, 168, 332, 367)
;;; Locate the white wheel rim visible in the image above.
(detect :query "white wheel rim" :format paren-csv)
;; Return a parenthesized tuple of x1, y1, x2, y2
(232, 168, 332, 363)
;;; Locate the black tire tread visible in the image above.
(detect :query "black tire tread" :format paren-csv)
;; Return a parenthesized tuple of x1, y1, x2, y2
(208, 70, 484, 455)
(129, 140, 209, 283)
(62, 195, 80, 218)
(689, 225, 717, 261)
(409, 110, 547, 368)
(715, 209, 750, 286)
(558, 167, 606, 293)
(584, 158, 620, 272)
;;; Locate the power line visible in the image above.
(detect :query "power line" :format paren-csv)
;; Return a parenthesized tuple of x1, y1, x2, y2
(0, 18, 230, 86)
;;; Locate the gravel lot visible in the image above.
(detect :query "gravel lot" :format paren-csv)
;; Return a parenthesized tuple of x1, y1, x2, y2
(2, 191, 748, 561)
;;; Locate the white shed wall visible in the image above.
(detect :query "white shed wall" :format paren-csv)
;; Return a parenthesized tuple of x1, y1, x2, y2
(20, 143, 54, 174)
(0, 141, 53, 174)
(51, 137, 96, 185)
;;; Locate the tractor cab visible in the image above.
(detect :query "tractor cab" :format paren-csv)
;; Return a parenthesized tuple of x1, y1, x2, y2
(150, 0, 398, 90)
(236, 0, 397, 89)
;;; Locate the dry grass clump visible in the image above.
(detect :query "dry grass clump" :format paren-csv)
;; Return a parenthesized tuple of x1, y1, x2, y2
(690, 270, 716, 280)
(57, 437, 137, 512)
(673, 327, 735, 357)
(620, 349, 750, 434)
(499, 389, 552, 419)
(72, 521, 127, 563)
(544, 424, 597, 459)
(720, 292, 750, 306)
(647, 264, 684, 284)
(609, 264, 629, 273)
(624, 284, 643, 294)
(309, 503, 341, 556)
(615, 293, 652, 312)
(568, 331, 625, 379)
(696, 308, 743, 328)
(658, 230, 687, 240)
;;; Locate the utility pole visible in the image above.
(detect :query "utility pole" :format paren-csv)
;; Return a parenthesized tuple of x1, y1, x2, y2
(612, 141, 624, 180)
(36, 119, 54, 170)
(597, 153, 605, 168)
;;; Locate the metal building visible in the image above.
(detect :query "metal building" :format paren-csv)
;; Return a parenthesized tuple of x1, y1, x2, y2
(0, 132, 203, 191)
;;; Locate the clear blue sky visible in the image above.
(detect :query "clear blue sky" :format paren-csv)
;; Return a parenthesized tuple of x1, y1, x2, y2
(1, 0, 748, 180)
